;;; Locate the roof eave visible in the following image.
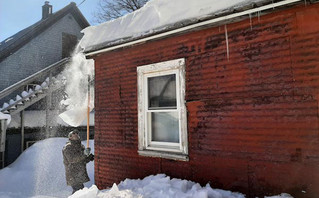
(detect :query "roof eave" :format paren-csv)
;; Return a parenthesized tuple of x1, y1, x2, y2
(84, 0, 305, 58)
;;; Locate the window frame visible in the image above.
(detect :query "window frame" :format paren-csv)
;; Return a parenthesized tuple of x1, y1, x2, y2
(137, 58, 188, 161)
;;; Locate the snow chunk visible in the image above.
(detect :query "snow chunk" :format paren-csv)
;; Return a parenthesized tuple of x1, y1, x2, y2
(70, 184, 142, 198)
(16, 95, 22, 101)
(80, 0, 266, 52)
(72, 174, 245, 198)
(265, 193, 294, 198)
(58, 52, 94, 127)
(35, 85, 42, 91)
(9, 99, 15, 105)
(0, 112, 11, 125)
(21, 91, 29, 97)
(41, 81, 48, 88)
(2, 102, 9, 109)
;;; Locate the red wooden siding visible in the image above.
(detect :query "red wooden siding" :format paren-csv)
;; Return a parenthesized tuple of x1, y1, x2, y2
(93, 3, 319, 197)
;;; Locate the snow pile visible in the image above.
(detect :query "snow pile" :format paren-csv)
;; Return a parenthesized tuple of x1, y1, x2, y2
(0, 112, 11, 125)
(59, 51, 94, 127)
(71, 174, 245, 198)
(0, 138, 94, 198)
(265, 193, 294, 198)
(80, 0, 265, 51)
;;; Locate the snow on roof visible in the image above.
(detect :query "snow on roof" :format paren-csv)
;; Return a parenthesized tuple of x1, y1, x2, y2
(80, 0, 269, 53)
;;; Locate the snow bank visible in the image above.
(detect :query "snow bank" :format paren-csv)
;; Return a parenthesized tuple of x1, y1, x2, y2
(80, 0, 265, 51)
(0, 138, 94, 198)
(70, 174, 245, 198)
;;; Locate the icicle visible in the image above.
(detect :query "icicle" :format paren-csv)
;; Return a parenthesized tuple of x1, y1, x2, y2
(224, 24, 229, 61)
(249, 13, 253, 30)
(272, 0, 274, 9)
(258, 11, 261, 23)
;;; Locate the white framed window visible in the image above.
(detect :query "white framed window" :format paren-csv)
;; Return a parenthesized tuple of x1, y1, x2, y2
(137, 58, 188, 161)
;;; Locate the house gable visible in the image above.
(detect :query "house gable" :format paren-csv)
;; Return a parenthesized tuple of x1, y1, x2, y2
(0, 3, 89, 91)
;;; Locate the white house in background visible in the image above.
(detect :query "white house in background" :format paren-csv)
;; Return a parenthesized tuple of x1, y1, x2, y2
(0, 2, 91, 168)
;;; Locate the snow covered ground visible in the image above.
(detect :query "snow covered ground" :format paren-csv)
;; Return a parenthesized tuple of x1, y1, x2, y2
(0, 138, 293, 198)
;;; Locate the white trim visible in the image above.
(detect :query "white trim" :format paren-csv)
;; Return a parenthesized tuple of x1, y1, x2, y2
(137, 58, 188, 160)
(85, 0, 302, 56)
(138, 150, 189, 161)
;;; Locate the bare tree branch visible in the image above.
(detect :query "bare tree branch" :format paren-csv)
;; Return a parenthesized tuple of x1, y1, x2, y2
(93, 0, 149, 24)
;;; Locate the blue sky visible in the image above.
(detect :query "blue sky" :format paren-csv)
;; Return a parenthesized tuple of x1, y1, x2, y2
(0, 0, 100, 41)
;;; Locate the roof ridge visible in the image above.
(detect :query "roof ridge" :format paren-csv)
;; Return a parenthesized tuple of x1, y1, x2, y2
(0, 2, 89, 62)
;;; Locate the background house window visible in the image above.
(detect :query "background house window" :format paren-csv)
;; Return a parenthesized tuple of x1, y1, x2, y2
(137, 58, 188, 161)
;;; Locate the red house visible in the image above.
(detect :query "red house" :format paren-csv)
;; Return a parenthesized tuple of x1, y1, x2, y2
(82, 0, 319, 197)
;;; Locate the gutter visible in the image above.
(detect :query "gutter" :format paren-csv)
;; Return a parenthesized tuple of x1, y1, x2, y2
(85, 0, 302, 57)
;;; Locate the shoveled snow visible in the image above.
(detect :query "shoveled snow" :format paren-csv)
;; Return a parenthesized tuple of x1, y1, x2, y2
(0, 138, 293, 198)
(80, 0, 265, 51)
(71, 174, 246, 198)
(58, 52, 94, 127)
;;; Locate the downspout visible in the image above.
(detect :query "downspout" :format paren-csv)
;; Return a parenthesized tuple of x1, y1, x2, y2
(85, 0, 302, 57)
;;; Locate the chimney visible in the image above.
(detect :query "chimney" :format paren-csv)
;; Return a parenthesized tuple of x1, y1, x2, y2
(42, 1, 52, 20)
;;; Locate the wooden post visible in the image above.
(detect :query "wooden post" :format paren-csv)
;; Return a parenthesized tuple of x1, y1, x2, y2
(21, 110, 25, 152)
(87, 75, 90, 148)
(45, 72, 52, 136)
(0, 119, 7, 168)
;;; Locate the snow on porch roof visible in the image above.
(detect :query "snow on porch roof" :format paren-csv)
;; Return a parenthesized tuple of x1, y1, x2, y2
(81, 0, 300, 55)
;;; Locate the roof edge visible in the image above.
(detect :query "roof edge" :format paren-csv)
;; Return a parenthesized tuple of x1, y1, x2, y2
(84, 0, 304, 57)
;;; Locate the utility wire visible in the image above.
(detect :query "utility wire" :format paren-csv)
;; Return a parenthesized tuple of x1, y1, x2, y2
(77, 0, 87, 7)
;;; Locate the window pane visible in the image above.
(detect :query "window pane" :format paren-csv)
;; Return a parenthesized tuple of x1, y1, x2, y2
(150, 112, 179, 143)
(148, 74, 176, 108)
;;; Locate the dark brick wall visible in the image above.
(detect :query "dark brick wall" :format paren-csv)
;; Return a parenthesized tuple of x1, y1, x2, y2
(93, 3, 319, 197)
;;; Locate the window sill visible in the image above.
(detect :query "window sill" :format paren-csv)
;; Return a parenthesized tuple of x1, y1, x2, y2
(138, 150, 189, 161)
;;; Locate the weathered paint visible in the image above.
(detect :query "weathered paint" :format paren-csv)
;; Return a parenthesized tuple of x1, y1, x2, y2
(93, 3, 319, 197)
